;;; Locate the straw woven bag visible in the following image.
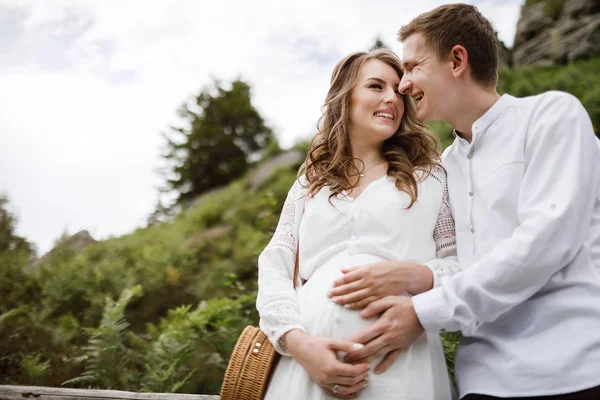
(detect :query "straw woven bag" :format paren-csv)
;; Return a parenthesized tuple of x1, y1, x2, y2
(219, 325, 278, 400)
(220, 252, 301, 400)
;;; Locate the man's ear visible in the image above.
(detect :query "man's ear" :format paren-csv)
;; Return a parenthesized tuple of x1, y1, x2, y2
(450, 45, 468, 79)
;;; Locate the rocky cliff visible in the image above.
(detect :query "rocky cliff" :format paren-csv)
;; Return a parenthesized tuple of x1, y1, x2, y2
(512, 0, 600, 67)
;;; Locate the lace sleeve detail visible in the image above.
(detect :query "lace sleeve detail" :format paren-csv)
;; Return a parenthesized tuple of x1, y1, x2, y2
(256, 178, 307, 355)
(259, 297, 303, 355)
(424, 166, 461, 287)
(264, 178, 306, 255)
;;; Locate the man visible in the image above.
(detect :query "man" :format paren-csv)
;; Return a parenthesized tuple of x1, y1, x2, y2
(343, 3, 600, 399)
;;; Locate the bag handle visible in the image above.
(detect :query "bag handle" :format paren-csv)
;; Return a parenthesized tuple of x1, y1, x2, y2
(292, 247, 300, 289)
(292, 192, 306, 289)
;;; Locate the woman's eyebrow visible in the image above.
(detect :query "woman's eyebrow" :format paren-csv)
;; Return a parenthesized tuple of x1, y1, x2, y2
(365, 77, 400, 87)
(365, 77, 386, 84)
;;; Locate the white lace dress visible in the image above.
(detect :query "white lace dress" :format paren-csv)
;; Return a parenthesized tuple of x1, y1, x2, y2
(256, 167, 460, 400)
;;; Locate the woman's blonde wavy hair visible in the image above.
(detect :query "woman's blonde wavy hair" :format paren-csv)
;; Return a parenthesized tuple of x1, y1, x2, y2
(299, 48, 441, 207)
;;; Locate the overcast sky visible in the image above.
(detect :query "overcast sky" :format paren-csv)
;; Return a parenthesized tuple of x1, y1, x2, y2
(0, 0, 523, 255)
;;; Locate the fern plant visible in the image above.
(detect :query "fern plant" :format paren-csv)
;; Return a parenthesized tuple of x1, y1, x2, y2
(21, 353, 51, 384)
(141, 304, 197, 393)
(63, 285, 144, 389)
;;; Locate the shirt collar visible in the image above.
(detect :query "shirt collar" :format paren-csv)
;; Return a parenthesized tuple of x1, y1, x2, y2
(451, 94, 514, 140)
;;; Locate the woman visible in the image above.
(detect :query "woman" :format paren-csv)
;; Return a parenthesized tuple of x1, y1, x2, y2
(256, 49, 459, 399)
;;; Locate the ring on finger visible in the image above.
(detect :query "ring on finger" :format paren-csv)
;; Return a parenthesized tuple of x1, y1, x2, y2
(332, 384, 340, 394)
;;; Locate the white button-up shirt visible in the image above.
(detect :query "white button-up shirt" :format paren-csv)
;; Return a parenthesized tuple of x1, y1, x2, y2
(412, 92, 600, 398)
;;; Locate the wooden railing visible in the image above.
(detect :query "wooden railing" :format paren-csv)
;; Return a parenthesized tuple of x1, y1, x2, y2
(0, 385, 220, 399)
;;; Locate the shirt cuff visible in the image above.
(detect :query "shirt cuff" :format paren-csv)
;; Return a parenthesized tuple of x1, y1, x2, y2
(423, 260, 441, 288)
(412, 287, 457, 333)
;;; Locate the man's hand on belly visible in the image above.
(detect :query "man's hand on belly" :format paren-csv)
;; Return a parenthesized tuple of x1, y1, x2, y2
(343, 296, 424, 374)
(329, 260, 433, 310)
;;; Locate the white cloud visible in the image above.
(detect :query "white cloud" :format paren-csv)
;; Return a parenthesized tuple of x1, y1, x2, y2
(0, 0, 524, 254)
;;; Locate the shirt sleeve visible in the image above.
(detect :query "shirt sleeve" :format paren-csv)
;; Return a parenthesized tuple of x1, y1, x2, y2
(256, 177, 307, 355)
(413, 93, 600, 336)
(423, 166, 461, 288)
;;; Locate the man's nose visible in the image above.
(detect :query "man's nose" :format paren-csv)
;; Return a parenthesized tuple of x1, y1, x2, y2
(398, 75, 412, 95)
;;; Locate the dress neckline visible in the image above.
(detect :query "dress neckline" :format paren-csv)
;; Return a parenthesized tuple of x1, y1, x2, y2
(342, 175, 390, 201)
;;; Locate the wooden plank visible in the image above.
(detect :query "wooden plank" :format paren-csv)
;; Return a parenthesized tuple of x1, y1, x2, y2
(0, 386, 219, 400)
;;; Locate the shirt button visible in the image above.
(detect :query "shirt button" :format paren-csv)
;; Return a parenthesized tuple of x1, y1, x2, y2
(470, 227, 475, 233)
(467, 151, 473, 159)
(469, 191, 474, 196)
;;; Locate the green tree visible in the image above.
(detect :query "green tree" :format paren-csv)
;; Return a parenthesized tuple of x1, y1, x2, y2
(370, 35, 390, 51)
(161, 79, 274, 206)
(0, 194, 33, 256)
(582, 88, 600, 137)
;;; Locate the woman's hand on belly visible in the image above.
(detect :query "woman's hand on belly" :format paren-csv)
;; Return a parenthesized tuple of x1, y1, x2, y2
(328, 260, 433, 309)
(283, 329, 370, 398)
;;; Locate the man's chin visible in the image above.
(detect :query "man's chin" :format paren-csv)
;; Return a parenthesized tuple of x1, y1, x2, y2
(415, 108, 429, 122)
(416, 107, 440, 123)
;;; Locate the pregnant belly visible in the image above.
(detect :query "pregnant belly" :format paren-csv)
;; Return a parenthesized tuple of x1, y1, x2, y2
(296, 252, 384, 340)
(293, 253, 452, 399)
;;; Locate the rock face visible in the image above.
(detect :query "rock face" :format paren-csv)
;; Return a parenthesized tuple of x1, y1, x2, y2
(497, 38, 513, 68)
(29, 230, 97, 270)
(512, 0, 600, 67)
(64, 230, 97, 252)
(248, 149, 305, 190)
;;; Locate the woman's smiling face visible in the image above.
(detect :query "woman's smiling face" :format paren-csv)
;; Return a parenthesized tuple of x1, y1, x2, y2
(348, 58, 404, 146)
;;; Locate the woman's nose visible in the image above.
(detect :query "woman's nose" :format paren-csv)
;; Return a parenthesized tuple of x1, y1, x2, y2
(384, 88, 397, 104)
